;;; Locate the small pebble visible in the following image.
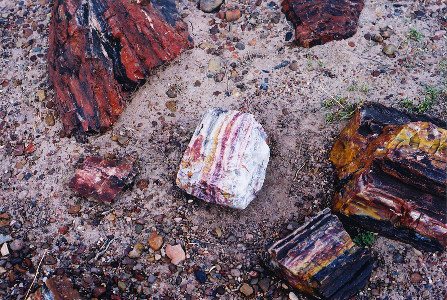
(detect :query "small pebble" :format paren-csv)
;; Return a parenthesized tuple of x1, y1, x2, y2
(382, 44, 397, 56)
(225, 9, 242, 22)
(9, 239, 24, 251)
(239, 283, 253, 296)
(194, 270, 207, 283)
(165, 244, 185, 265)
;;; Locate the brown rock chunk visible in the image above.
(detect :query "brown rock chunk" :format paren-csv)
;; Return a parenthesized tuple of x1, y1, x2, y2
(69, 155, 137, 203)
(240, 283, 253, 296)
(48, 0, 193, 138)
(268, 209, 373, 299)
(281, 0, 365, 47)
(225, 8, 242, 22)
(330, 102, 447, 252)
(29, 276, 82, 300)
(148, 232, 163, 251)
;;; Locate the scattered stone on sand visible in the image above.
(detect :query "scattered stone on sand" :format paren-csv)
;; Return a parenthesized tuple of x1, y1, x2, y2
(225, 8, 242, 22)
(176, 108, 270, 209)
(165, 244, 185, 265)
(269, 209, 373, 299)
(69, 155, 137, 203)
(200, 0, 223, 12)
(240, 283, 253, 296)
(9, 239, 24, 251)
(382, 44, 397, 56)
(148, 232, 163, 251)
(1, 243, 9, 256)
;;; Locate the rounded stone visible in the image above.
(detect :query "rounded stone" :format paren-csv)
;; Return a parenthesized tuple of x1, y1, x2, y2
(199, 0, 223, 13)
(240, 283, 253, 296)
(382, 44, 397, 56)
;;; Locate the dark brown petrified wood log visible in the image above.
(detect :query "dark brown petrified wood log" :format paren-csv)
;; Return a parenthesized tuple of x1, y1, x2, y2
(330, 102, 446, 252)
(268, 209, 373, 299)
(69, 155, 137, 203)
(48, 0, 193, 139)
(281, 0, 365, 47)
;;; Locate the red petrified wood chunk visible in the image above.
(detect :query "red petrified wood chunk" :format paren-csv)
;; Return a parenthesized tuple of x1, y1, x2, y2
(48, 0, 193, 139)
(281, 0, 365, 47)
(69, 156, 137, 203)
(330, 102, 446, 252)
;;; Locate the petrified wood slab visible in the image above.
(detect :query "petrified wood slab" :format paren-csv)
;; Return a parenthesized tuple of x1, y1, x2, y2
(49, 0, 193, 138)
(69, 155, 137, 203)
(281, 0, 365, 47)
(176, 108, 270, 209)
(330, 102, 447, 252)
(269, 208, 373, 299)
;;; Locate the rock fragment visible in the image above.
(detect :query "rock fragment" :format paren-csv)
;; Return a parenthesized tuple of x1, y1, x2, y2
(268, 209, 373, 299)
(148, 232, 163, 251)
(330, 102, 447, 252)
(48, 0, 193, 137)
(281, 0, 365, 47)
(165, 244, 185, 265)
(69, 155, 137, 203)
(29, 276, 82, 300)
(200, 0, 224, 12)
(176, 108, 270, 209)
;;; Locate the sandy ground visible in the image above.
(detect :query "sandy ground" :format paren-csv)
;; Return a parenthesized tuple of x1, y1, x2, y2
(0, 0, 446, 299)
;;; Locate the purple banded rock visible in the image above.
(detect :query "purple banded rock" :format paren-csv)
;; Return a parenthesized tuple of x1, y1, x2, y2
(269, 209, 373, 299)
(176, 108, 270, 209)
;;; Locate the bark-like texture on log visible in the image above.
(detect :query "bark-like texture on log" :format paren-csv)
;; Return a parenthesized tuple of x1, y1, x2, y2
(330, 102, 447, 252)
(48, 0, 193, 137)
(69, 156, 137, 203)
(281, 0, 364, 47)
(269, 209, 373, 299)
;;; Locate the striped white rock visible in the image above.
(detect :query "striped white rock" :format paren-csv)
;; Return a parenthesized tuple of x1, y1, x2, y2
(177, 108, 270, 209)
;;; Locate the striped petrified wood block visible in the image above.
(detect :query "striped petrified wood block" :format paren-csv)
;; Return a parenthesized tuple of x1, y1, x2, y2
(176, 108, 270, 209)
(330, 102, 446, 252)
(269, 209, 373, 299)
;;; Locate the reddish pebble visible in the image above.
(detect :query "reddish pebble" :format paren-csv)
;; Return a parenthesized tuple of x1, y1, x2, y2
(410, 272, 422, 283)
(348, 41, 355, 47)
(58, 226, 69, 234)
(225, 9, 241, 22)
(148, 232, 163, 251)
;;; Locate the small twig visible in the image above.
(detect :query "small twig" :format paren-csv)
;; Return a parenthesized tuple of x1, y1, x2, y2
(93, 237, 116, 261)
(25, 249, 47, 300)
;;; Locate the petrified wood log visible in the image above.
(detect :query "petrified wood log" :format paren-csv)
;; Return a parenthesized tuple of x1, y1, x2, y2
(176, 108, 270, 209)
(69, 155, 137, 202)
(269, 209, 373, 299)
(330, 102, 447, 252)
(48, 0, 193, 138)
(281, 0, 365, 47)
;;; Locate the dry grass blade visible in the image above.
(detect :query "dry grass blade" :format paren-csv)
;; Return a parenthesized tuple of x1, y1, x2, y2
(25, 249, 47, 300)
